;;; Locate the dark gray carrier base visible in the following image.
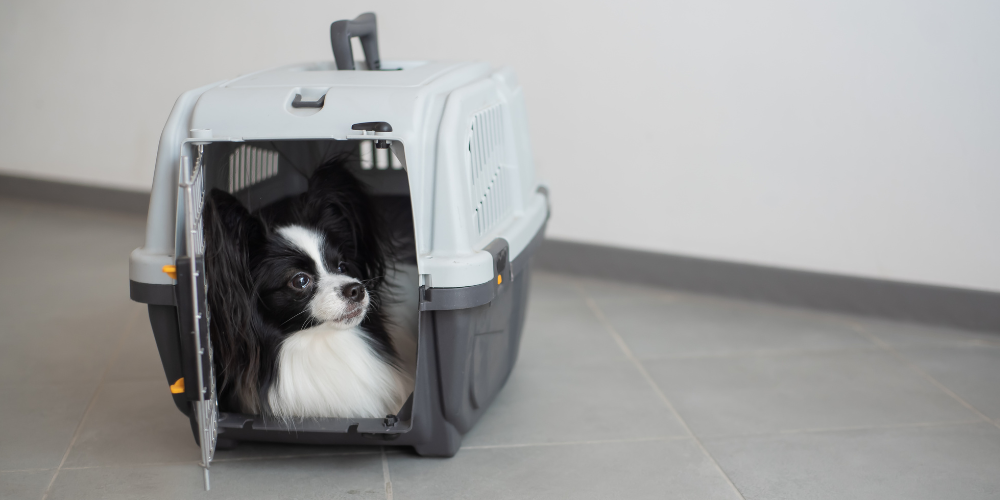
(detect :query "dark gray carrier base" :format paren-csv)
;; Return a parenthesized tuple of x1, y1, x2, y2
(141, 229, 541, 457)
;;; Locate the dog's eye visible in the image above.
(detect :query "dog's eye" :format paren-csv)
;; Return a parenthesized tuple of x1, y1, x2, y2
(288, 273, 312, 290)
(337, 262, 349, 274)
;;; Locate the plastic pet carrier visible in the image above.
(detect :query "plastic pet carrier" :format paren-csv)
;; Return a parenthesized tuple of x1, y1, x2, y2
(127, 13, 548, 488)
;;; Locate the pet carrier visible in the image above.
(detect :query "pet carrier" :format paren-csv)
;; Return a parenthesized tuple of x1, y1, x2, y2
(128, 13, 548, 489)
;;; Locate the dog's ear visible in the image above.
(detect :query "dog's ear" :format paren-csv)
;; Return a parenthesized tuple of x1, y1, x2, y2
(206, 189, 266, 251)
(304, 162, 392, 286)
(204, 189, 267, 414)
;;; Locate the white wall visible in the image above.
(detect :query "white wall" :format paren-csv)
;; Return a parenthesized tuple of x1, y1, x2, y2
(2, 1, 998, 292)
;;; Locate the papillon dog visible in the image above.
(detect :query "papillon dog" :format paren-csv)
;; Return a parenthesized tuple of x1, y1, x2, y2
(204, 160, 412, 420)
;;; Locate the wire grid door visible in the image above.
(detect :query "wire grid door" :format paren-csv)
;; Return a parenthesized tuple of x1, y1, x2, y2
(181, 144, 219, 490)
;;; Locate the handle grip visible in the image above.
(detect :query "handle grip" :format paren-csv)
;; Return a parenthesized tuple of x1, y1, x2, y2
(291, 94, 325, 108)
(330, 12, 380, 70)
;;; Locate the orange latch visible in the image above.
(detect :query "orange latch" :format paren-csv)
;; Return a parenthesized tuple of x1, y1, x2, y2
(162, 265, 177, 280)
(497, 274, 502, 285)
(169, 378, 185, 394)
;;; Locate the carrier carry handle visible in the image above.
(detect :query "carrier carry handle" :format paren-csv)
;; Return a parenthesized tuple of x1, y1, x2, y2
(291, 94, 326, 108)
(330, 12, 380, 70)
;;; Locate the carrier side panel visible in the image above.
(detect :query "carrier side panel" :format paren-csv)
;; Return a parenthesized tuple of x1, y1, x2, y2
(432, 266, 532, 433)
(424, 79, 507, 288)
(422, 68, 547, 289)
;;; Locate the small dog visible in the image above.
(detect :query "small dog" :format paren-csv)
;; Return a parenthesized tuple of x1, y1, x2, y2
(204, 160, 412, 419)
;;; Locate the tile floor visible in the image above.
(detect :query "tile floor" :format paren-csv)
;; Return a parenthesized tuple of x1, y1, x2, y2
(1, 196, 999, 500)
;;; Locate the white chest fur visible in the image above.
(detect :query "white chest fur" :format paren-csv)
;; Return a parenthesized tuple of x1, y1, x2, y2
(268, 324, 412, 419)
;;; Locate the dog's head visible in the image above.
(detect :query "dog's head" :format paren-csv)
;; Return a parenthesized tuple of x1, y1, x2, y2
(209, 162, 389, 334)
(253, 223, 372, 331)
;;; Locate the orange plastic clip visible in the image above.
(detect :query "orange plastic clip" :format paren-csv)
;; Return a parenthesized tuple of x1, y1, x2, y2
(169, 378, 185, 394)
(162, 265, 177, 280)
(497, 274, 502, 285)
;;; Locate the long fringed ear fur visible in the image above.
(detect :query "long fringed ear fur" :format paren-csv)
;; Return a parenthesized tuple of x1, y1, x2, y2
(204, 189, 270, 414)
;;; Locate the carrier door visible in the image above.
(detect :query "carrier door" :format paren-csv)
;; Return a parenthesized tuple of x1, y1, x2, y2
(175, 145, 218, 490)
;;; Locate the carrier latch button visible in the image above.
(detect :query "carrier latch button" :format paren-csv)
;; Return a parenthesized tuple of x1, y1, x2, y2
(352, 122, 393, 149)
(351, 121, 392, 133)
(170, 378, 185, 394)
(162, 265, 177, 280)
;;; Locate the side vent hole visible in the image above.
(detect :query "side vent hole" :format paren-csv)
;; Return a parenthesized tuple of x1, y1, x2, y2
(467, 103, 511, 237)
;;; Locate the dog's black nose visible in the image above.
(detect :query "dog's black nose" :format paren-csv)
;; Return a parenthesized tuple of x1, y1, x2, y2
(341, 283, 365, 303)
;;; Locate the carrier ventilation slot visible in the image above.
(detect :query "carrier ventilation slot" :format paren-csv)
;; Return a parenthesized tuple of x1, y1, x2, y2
(474, 167, 511, 237)
(228, 145, 279, 193)
(468, 103, 511, 237)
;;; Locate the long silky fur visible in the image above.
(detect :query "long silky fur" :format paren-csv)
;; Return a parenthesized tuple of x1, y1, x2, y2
(204, 156, 401, 418)
(204, 192, 280, 414)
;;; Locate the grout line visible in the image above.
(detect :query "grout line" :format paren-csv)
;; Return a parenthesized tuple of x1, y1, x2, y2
(54, 450, 388, 471)
(461, 436, 692, 451)
(15, 418, 986, 474)
(847, 322, 1000, 432)
(40, 306, 142, 500)
(698, 419, 984, 441)
(458, 419, 985, 452)
(215, 450, 386, 463)
(381, 446, 393, 500)
(583, 297, 747, 500)
(61, 461, 201, 471)
(632, 346, 883, 362)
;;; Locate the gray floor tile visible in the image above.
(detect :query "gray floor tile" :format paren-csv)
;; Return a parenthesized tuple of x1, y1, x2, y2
(462, 358, 688, 447)
(704, 423, 1000, 500)
(517, 296, 625, 366)
(49, 454, 386, 500)
(105, 315, 172, 383)
(0, 273, 142, 472)
(0, 381, 93, 472)
(0, 296, 141, 472)
(0, 201, 144, 326)
(0, 469, 53, 500)
(854, 316, 1000, 348)
(389, 439, 738, 500)
(0, 470, 53, 500)
(0, 304, 138, 384)
(572, 275, 679, 303)
(590, 293, 874, 360)
(0, 199, 151, 472)
(60, 377, 369, 469)
(524, 271, 585, 307)
(644, 350, 980, 437)
(897, 344, 1000, 419)
(62, 379, 201, 468)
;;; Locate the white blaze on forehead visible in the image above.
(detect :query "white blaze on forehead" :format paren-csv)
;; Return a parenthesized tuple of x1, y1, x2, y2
(277, 225, 329, 275)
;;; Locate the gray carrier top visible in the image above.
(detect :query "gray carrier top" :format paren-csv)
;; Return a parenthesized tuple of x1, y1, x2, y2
(130, 49, 547, 296)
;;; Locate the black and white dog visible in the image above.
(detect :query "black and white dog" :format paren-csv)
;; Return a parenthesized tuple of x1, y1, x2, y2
(204, 161, 412, 419)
